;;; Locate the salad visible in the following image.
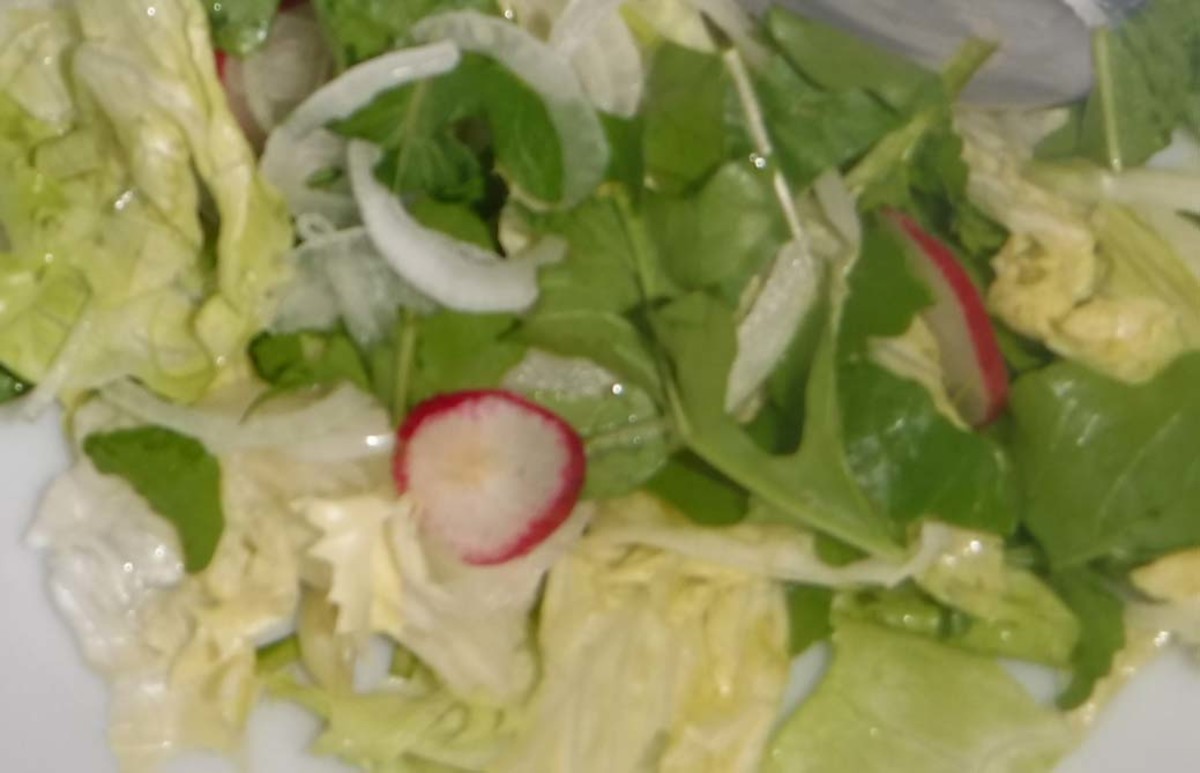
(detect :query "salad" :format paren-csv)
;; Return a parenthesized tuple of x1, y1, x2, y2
(1, 0, 1199, 771)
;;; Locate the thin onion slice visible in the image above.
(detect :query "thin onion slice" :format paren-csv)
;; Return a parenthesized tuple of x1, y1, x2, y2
(412, 11, 609, 207)
(261, 42, 461, 223)
(551, 0, 644, 118)
(348, 141, 564, 313)
(726, 240, 821, 412)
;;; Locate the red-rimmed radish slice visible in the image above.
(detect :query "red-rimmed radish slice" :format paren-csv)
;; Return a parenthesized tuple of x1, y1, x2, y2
(394, 390, 586, 566)
(883, 210, 1009, 426)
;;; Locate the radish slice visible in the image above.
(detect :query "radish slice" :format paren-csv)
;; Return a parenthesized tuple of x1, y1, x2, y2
(348, 140, 564, 312)
(394, 390, 586, 566)
(883, 210, 1009, 426)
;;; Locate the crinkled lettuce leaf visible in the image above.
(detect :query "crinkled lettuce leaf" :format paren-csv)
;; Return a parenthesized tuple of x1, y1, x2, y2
(303, 494, 590, 706)
(0, 0, 291, 404)
(765, 620, 1075, 773)
(493, 495, 790, 773)
(959, 110, 1200, 382)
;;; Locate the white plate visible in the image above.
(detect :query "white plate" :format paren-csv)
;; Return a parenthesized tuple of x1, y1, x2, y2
(4, 411, 1200, 772)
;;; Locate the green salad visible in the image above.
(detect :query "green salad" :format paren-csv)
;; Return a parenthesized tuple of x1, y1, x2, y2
(3, 0, 1200, 771)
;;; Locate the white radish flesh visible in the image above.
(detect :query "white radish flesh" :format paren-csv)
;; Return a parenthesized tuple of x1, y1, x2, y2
(395, 390, 586, 566)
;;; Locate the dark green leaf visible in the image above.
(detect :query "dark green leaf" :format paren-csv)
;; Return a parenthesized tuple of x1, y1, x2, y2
(0, 363, 30, 403)
(642, 43, 735, 193)
(645, 452, 749, 526)
(764, 5, 940, 112)
(84, 427, 224, 573)
(207, 0, 280, 57)
(312, 0, 497, 69)
(785, 584, 834, 656)
(1050, 569, 1125, 709)
(1008, 353, 1200, 568)
(1038, 2, 1200, 169)
(410, 311, 525, 403)
(600, 113, 645, 193)
(333, 53, 563, 204)
(526, 196, 658, 315)
(751, 54, 901, 188)
(408, 197, 495, 249)
(249, 329, 372, 395)
(645, 160, 787, 292)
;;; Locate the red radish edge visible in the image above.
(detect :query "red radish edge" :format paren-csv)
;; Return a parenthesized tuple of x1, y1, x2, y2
(883, 210, 1009, 426)
(213, 0, 308, 83)
(394, 390, 586, 566)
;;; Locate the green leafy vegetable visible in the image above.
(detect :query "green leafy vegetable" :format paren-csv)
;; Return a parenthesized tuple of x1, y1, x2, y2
(312, 0, 497, 69)
(764, 5, 939, 112)
(766, 620, 1074, 773)
(0, 1, 292, 405)
(1008, 353, 1200, 568)
(785, 584, 834, 656)
(249, 329, 373, 395)
(0, 364, 30, 403)
(1050, 569, 1126, 709)
(750, 52, 901, 188)
(409, 311, 526, 403)
(645, 160, 787, 293)
(645, 452, 749, 526)
(1038, 0, 1200, 169)
(333, 52, 564, 205)
(84, 426, 224, 573)
(206, 0, 280, 57)
(641, 42, 739, 193)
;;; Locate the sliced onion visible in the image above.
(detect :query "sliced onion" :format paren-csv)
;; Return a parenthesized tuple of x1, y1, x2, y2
(551, 0, 644, 118)
(412, 11, 609, 207)
(240, 6, 333, 135)
(261, 42, 461, 223)
(100, 381, 394, 461)
(348, 140, 565, 313)
(726, 240, 822, 412)
(273, 225, 434, 345)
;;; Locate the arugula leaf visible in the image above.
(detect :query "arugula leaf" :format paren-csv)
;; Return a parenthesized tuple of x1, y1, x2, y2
(249, 329, 372, 395)
(1049, 569, 1126, 709)
(652, 291, 901, 557)
(785, 584, 834, 656)
(0, 363, 30, 403)
(312, 0, 497, 69)
(410, 311, 525, 403)
(333, 53, 563, 205)
(84, 426, 225, 573)
(1038, 0, 1200, 169)
(750, 53, 901, 188)
(206, 0, 280, 57)
(642, 42, 739, 193)
(764, 5, 939, 112)
(645, 452, 749, 526)
(1008, 353, 1200, 568)
(645, 160, 787, 293)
